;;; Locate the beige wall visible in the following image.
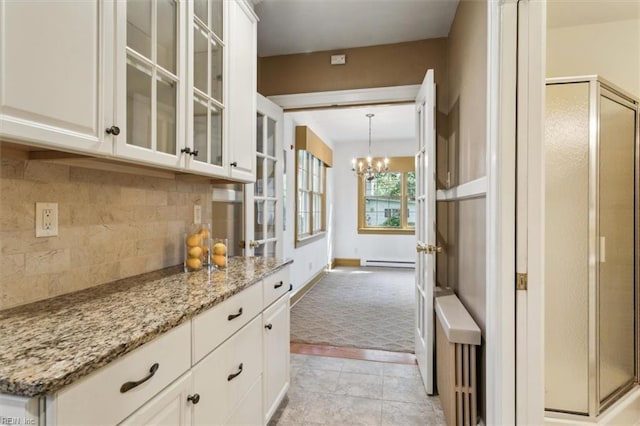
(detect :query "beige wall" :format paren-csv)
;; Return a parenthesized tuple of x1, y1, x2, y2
(258, 38, 448, 98)
(0, 147, 212, 310)
(547, 19, 640, 98)
(438, 0, 488, 419)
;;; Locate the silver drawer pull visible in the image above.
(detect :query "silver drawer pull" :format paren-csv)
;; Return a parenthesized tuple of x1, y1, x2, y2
(120, 363, 159, 393)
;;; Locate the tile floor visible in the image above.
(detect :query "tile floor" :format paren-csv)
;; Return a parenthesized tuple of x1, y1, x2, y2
(269, 354, 446, 426)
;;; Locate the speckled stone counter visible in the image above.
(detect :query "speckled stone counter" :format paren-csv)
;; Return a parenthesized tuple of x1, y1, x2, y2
(0, 256, 292, 398)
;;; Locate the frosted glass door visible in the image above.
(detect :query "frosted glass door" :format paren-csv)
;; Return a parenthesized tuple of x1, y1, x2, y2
(598, 93, 637, 406)
(544, 82, 591, 414)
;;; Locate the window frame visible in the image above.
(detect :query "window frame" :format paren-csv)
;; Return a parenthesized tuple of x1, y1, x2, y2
(357, 156, 415, 235)
(295, 150, 326, 246)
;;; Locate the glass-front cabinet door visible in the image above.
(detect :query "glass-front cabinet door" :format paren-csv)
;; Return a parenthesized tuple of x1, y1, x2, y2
(187, 0, 227, 176)
(115, 0, 185, 168)
(245, 94, 283, 258)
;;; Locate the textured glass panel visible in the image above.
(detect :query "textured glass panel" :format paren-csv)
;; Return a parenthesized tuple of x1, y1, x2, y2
(210, 107, 222, 166)
(127, 0, 151, 58)
(407, 171, 416, 227)
(210, 0, 223, 39)
(193, 97, 208, 162)
(211, 41, 223, 101)
(266, 159, 276, 197)
(598, 95, 636, 404)
(194, 0, 207, 25)
(265, 241, 276, 257)
(255, 157, 264, 196)
(254, 244, 263, 257)
(157, 0, 176, 73)
(267, 118, 276, 156)
(266, 201, 276, 238)
(126, 59, 152, 149)
(193, 26, 208, 93)
(256, 113, 264, 153)
(544, 82, 590, 414)
(156, 74, 176, 154)
(254, 200, 264, 240)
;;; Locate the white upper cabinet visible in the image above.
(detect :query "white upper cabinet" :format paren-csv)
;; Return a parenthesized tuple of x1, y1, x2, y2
(0, 0, 258, 182)
(186, 0, 229, 177)
(227, 0, 258, 182)
(113, 0, 186, 169)
(0, 0, 112, 155)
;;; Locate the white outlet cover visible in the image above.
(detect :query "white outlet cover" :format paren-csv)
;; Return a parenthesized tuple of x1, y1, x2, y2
(330, 54, 346, 65)
(35, 202, 58, 237)
(193, 205, 202, 224)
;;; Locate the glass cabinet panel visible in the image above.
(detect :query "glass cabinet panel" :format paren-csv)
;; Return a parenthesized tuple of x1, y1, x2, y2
(191, 0, 224, 168)
(125, 0, 179, 156)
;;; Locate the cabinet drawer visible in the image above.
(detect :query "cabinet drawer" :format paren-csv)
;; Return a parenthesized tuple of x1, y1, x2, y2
(263, 267, 289, 309)
(192, 282, 262, 363)
(192, 315, 263, 426)
(54, 321, 191, 426)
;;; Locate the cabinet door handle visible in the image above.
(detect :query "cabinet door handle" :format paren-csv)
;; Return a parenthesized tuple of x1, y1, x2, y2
(181, 147, 192, 155)
(191, 150, 199, 157)
(289, 284, 293, 292)
(187, 393, 200, 404)
(227, 307, 243, 321)
(265, 323, 272, 330)
(274, 281, 283, 289)
(230, 161, 238, 167)
(105, 126, 120, 136)
(120, 363, 159, 393)
(227, 363, 243, 381)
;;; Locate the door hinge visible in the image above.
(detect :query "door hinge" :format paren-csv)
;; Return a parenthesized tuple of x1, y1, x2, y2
(516, 273, 528, 291)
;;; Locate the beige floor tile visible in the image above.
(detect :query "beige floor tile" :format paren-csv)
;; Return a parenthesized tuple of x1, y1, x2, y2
(382, 400, 445, 426)
(303, 355, 345, 371)
(291, 367, 340, 394)
(336, 371, 384, 399)
(382, 362, 421, 379)
(382, 376, 428, 404)
(341, 358, 384, 375)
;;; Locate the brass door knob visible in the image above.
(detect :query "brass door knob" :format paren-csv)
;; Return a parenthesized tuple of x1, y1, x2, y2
(427, 245, 443, 254)
(249, 241, 260, 248)
(416, 243, 428, 253)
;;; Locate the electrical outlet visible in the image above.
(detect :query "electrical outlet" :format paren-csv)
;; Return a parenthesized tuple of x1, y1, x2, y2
(193, 205, 202, 224)
(35, 202, 58, 237)
(330, 54, 346, 65)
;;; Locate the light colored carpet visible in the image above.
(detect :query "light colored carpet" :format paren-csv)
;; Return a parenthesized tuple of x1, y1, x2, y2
(290, 267, 415, 353)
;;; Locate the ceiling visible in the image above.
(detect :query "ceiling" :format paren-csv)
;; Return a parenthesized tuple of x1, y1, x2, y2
(289, 103, 415, 145)
(255, 0, 459, 57)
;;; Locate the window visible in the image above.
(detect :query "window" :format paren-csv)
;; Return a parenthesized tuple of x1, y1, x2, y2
(297, 150, 325, 239)
(358, 156, 415, 234)
(295, 126, 333, 246)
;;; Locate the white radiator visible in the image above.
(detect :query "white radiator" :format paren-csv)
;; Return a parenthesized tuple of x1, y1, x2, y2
(363, 259, 415, 268)
(435, 294, 481, 426)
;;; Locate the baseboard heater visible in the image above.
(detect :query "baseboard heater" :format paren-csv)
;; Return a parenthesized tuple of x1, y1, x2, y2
(435, 294, 481, 426)
(364, 260, 415, 268)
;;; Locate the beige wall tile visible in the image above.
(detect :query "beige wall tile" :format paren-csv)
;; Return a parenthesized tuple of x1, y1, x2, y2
(0, 157, 212, 310)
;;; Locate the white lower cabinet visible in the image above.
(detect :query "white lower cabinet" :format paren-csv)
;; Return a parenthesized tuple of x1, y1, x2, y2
(227, 376, 263, 426)
(1, 266, 290, 426)
(263, 295, 290, 424)
(121, 372, 193, 426)
(192, 315, 263, 426)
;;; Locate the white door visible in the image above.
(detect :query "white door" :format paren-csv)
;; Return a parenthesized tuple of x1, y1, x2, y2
(414, 70, 437, 395)
(245, 94, 284, 257)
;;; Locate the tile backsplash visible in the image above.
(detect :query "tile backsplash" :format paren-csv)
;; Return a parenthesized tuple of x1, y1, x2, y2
(0, 148, 212, 310)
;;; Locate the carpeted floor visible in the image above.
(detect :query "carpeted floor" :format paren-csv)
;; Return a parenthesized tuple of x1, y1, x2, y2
(290, 267, 415, 353)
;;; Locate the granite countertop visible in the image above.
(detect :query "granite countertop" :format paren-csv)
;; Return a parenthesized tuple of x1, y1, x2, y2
(0, 256, 292, 398)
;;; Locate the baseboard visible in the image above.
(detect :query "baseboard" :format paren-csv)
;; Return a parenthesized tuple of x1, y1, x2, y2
(333, 258, 361, 267)
(290, 268, 327, 307)
(544, 386, 640, 425)
(327, 259, 336, 270)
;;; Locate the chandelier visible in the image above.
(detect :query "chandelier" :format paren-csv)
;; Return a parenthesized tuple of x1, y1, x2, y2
(351, 113, 389, 181)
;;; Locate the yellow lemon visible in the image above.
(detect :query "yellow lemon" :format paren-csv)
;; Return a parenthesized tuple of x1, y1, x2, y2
(186, 257, 202, 270)
(186, 233, 201, 247)
(201, 246, 209, 256)
(188, 246, 202, 258)
(212, 254, 227, 268)
(199, 228, 210, 239)
(213, 242, 227, 255)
